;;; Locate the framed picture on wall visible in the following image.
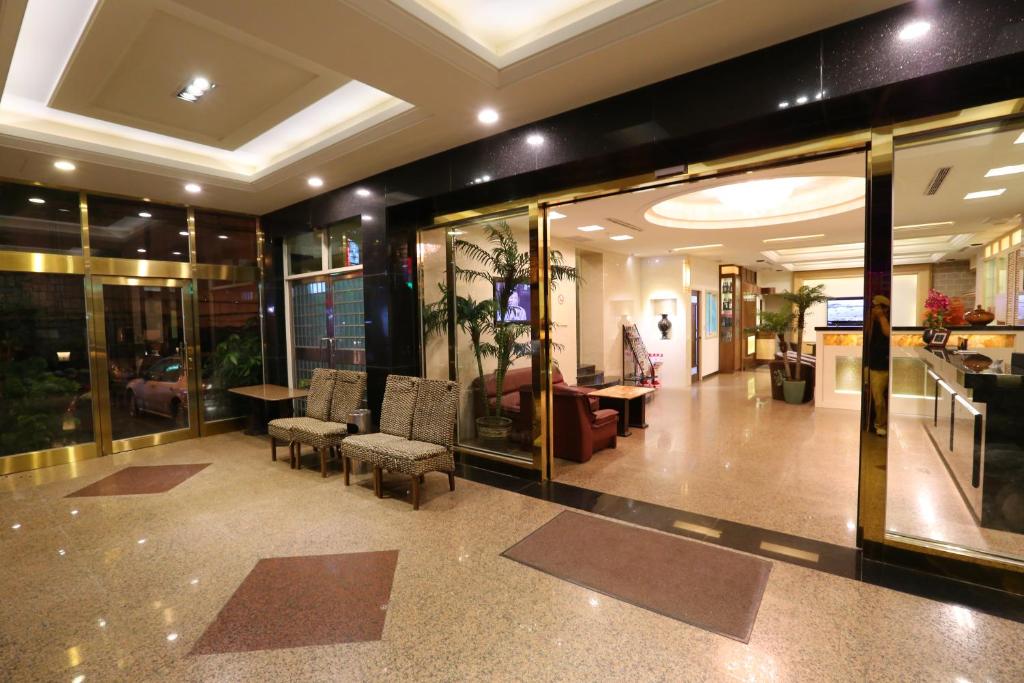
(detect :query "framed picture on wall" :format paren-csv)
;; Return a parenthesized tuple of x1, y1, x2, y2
(705, 292, 719, 337)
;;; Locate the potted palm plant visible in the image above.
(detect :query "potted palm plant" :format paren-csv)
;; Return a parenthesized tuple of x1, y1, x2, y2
(752, 308, 795, 396)
(779, 284, 828, 404)
(453, 220, 576, 440)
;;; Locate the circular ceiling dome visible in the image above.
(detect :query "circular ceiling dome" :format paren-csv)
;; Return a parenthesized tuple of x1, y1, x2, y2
(644, 176, 864, 229)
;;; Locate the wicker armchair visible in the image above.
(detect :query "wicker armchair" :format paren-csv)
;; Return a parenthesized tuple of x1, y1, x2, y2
(342, 374, 458, 509)
(267, 368, 335, 466)
(289, 369, 367, 476)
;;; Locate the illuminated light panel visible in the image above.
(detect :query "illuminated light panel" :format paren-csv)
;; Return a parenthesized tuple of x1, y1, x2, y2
(985, 164, 1024, 177)
(609, 234, 633, 241)
(762, 233, 824, 243)
(670, 243, 723, 252)
(54, 160, 75, 171)
(894, 221, 954, 230)
(1013, 229, 1022, 246)
(645, 176, 864, 229)
(477, 108, 499, 124)
(28, 197, 45, 204)
(548, 210, 566, 220)
(898, 20, 931, 41)
(138, 212, 151, 218)
(576, 225, 605, 232)
(964, 189, 1005, 200)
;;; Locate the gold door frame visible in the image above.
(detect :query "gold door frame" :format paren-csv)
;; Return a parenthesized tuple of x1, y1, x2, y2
(87, 275, 201, 454)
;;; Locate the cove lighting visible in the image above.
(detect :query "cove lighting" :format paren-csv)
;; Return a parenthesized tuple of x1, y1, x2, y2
(307, 176, 324, 187)
(28, 197, 45, 204)
(548, 210, 566, 220)
(609, 234, 634, 241)
(762, 234, 824, 243)
(177, 76, 214, 103)
(895, 221, 954, 230)
(138, 212, 151, 218)
(356, 188, 370, 197)
(526, 134, 544, 146)
(54, 160, 75, 171)
(985, 165, 1024, 178)
(477, 108, 499, 124)
(898, 20, 931, 41)
(964, 189, 1005, 200)
(670, 243, 723, 252)
(576, 225, 605, 232)
(184, 183, 202, 193)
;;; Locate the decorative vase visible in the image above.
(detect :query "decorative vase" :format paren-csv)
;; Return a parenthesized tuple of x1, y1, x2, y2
(476, 415, 512, 441)
(782, 379, 806, 404)
(657, 314, 672, 339)
(964, 305, 995, 327)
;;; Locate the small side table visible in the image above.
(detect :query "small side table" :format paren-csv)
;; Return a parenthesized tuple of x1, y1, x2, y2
(229, 384, 310, 435)
(589, 385, 656, 437)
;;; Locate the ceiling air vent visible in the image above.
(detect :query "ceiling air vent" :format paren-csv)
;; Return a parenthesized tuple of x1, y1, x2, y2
(606, 217, 644, 233)
(924, 166, 951, 195)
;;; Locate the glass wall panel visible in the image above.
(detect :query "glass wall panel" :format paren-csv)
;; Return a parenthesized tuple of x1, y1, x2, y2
(331, 274, 365, 371)
(420, 228, 450, 381)
(197, 278, 261, 422)
(286, 231, 322, 275)
(87, 195, 188, 262)
(328, 217, 362, 269)
(195, 210, 258, 266)
(0, 272, 91, 457)
(0, 182, 82, 254)
(886, 119, 1024, 562)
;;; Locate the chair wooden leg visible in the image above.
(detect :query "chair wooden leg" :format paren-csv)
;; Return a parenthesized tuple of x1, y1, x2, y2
(411, 474, 420, 510)
(320, 447, 328, 478)
(295, 443, 301, 470)
(271, 436, 277, 462)
(289, 442, 295, 469)
(373, 466, 382, 498)
(343, 454, 350, 486)
(418, 474, 425, 483)
(448, 472, 455, 491)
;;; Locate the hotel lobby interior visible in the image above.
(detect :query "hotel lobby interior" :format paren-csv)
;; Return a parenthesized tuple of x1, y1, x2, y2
(2, 1, 1024, 681)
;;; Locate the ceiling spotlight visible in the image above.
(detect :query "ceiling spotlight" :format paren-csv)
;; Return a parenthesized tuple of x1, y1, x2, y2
(177, 76, 214, 103)
(577, 225, 605, 232)
(985, 165, 1024, 178)
(778, 101, 789, 109)
(609, 234, 634, 241)
(361, 214, 372, 221)
(137, 248, 147, 253)
(138, 212, 152, 218)
(526, 134, 544, 146)
(172, 251, 182, 255)
(142, 197, 151, 202)
(179, 231, 189, 236)
(898, 20, 931, 41)
(964, 189, 1005, 200)
(796, 95, 808, 105)
(184, 183, 201, 193)
(54, 160, 76, 171)
(814, 91, 824, 100)
(356, 188, 370, 197)
(28, 197, 45, 204)
(477, 108, 499, 124)
(482, 175, 491, 182)
(548, 210, 566, 220)
(307, 176, 324, 188)
(218, 234, 228, 239)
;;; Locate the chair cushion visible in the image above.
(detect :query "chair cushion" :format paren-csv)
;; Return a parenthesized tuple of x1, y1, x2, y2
(290, 417, 348, 436)
(329, 370, 366, 422)
(380, 375, 419, 437)
(342, 432, 406, 464)
(499, 392, 521, 413)
(592, 409, 619, 426)
(411, 379, 458, 447)
(306, 368, 336, 421)
(376, 439, 447, 461)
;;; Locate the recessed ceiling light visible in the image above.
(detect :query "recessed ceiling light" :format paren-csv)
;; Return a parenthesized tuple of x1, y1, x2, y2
(762, 233, 825, 243)
(985, 164, 1024, 178)
(670, 243, 723, 251)
(577, 225, 605, 232)
(894, 220, 954, 230)
(138, 212, 152, 218)
(482, 175, 491, 182)
(356, 188, 370, 197)
(361, 214, 372, 221)
(526, 134, 544, 146)
(898, 20, 931, 41)
(184, 183, 201, 193)
(548, 210, 566, 220)
(177, 76, 214, 103)
(137, 248, 146, 253)
(477, 108, 499, 124)
(218, 234, 228, 239)
(307, 176, 324, 187)
(142, 197, 151, 202)
(178, 231, 189, 236)
(796, 95, 808, 105)
(172, 251, 182, 255)
(28, 197, 45, 204)
(964, 189, 1005, 200)
(609, 234, 634, 241)
(54, 160, 76, 171)
(778, 101, 789, 109)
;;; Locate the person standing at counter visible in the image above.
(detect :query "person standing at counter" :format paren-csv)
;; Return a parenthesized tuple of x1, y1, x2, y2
(868, 295, 891, 436)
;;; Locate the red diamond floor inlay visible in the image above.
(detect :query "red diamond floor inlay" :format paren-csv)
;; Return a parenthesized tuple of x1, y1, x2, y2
(191, 551, 399, 655)
(66, 464, 210, 497)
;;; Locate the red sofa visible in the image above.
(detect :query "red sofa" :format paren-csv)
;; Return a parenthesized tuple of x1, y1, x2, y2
(552, 384, 618, 462)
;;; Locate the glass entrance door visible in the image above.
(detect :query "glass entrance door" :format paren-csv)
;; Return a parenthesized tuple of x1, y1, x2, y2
(288, 271, 365, 388)
(90, 277, 200, 454)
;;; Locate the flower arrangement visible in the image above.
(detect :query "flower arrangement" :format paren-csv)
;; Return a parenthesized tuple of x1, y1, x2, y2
(923, 288, 951, 329)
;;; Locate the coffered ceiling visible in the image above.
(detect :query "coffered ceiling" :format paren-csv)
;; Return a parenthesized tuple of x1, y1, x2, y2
(0, 0, 902, 214)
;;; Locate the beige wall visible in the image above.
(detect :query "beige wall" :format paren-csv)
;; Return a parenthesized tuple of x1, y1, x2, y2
(687, 255, 720, 378)
(638, 256, 688, 387)
(550, 237, 577, 384)
(576, 250, 604, 370)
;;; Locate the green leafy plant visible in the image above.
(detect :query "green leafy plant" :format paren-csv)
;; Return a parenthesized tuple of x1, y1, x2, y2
(780, 284, 828, 382)
(422, 283, 496, 402)
(210, 324, 263, 389)
(754, 308, 795, 350)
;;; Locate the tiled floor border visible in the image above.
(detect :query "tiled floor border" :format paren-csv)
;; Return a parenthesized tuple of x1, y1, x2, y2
(454, 463, 1024, 624)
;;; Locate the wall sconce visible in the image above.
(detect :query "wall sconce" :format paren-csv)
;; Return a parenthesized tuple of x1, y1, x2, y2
(653, 298, 677, 339)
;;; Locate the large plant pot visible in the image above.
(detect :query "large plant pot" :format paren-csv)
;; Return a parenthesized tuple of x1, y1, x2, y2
(476, 416, 513, 441)
(782, 379, 807, 405)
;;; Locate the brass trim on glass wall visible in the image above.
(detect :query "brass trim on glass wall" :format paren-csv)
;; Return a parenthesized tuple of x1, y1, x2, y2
(0, 443, 99, 476)
(531, 203, 550, 476)
(256, 217, 267, 385)
(80, 192, 91, 263)
(89, 256, 192, 279)
(201, 416, 248, 436)
(0, 251, 84, 274)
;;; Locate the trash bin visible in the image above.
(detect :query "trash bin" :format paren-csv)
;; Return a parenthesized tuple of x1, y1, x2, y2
(347, 409, 373, 435)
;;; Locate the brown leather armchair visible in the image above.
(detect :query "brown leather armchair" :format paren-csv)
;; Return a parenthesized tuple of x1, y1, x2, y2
(552, 384, 618, 463)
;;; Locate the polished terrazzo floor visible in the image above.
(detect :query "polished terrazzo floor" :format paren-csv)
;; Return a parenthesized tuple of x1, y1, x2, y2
(555, 369, 1024, 558)
(2, 431, 1023, 681)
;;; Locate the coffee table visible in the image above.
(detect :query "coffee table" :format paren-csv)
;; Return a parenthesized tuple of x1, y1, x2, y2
(589, 385, 655, 437)
(229, 384, 310, 435)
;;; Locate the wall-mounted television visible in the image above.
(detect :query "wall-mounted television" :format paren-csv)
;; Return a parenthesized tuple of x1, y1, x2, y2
(826, 297, 864, 327)
(494, 282, 530, 323)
